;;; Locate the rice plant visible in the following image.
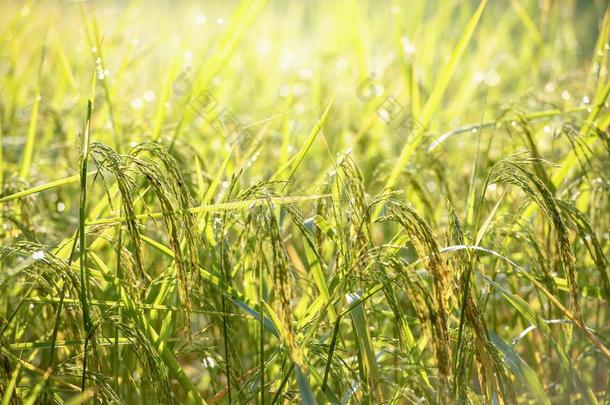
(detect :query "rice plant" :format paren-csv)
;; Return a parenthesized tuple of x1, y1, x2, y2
(1, 0, 609, 403)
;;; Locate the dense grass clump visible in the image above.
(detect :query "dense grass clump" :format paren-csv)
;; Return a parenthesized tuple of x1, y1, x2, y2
(1, 0, 609, 403)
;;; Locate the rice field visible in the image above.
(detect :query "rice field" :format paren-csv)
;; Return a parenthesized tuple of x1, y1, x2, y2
(0, 0, 609, 403)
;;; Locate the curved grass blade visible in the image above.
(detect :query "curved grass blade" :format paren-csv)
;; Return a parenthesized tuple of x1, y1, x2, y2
(19, 41, 46, 180)
(480, 273, 598, 404)
(489, 333, 550, 405)
(295, 364, 317, 405)
(384, 0, 488, 192)
(88, 194, 330, 225)
(0, 172, 96, 204)
(0, 363, 22, 405)
(273, 97, 335, 184)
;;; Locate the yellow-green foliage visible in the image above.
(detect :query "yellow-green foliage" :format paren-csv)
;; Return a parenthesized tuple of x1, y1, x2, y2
(0, 1, 609, 403)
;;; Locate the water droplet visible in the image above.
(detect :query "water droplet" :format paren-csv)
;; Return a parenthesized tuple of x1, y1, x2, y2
(57, 202, 66, 213)
(196, 14, 206, 24)
(216, 17, 224, 25)
(21, 6, 30, 16)
(91, 46, 98, 53)
(131, 98, 143, 109)
(32, 250, 45, 261)
(345, 292, 359, 304)
(543, 125, 552, 134)
(336, 57, 349, 71)
(202, 356, 216, 368)
(582, 95, 590, 104)
(545, 82, 555, 93)
(144, 91, 155, 102)
(400, 37, 416, 55)
(593, 63, 600, 75)
(561, 90, 570, 100)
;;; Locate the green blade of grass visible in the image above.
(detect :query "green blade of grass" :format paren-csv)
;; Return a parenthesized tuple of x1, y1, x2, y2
(19, 42, 45, 180)
(22, 369, 51, 405)
(78, 66, 96, 393)
(475, 189, 507, 246)
(172, 0, 268, 145)
(295, 364, 317, 405)
(480, 274, 598, 404)
(62, 390, 96, 405)
(0, 172, 97, 203)
(489, 333, 550, 405)
(509, 0, 544, 45)
(348, 291, 382, 402)
(519, 12, 610, 220)
(82, 12, 121, 152)
(0, 363, 22, 405)
(272, 97, 335, 183)
(88, 250, 207, 404)
(88, 194, 330, 225)
(384, 0, 488, 192)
